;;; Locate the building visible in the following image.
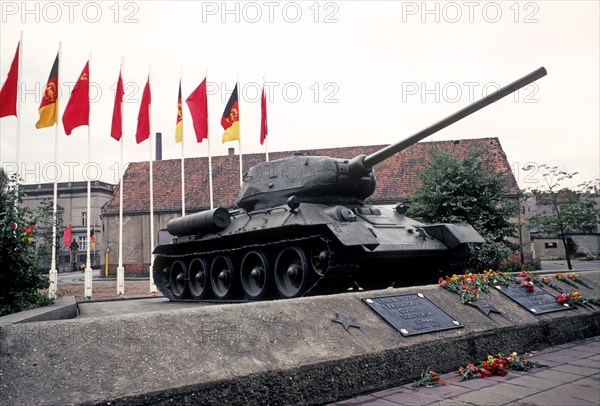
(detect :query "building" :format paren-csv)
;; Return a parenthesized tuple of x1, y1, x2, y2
(20, 180, 116, 271)
(525, 192, 599, 260)
(100, 137, 527, 275)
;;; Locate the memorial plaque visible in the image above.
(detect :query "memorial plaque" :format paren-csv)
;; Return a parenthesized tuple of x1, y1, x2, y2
(494, 283, 572, 315)
(362, 293, 463, 336)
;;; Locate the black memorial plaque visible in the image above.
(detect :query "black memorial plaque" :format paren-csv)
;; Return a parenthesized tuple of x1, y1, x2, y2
(362, 293, 463, 336)
(494, 283, 572, 315)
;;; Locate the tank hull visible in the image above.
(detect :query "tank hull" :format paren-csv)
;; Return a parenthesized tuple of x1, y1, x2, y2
(153, 203, 481, 301)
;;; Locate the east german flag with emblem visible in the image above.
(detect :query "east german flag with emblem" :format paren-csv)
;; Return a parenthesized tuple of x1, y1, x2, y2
(36, 53, 59, 129)
(175, 80, 183, 143)
(221, 84, 240, 143)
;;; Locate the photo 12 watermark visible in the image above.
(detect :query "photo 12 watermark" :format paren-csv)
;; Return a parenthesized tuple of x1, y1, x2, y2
(1, 1, 141, 24)
(401, 81, 540, 104)
(400, 1, 540, 24)
(200, 1, 340, 24)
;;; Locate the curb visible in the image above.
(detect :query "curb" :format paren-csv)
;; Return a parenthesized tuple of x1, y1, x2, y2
(0, 296, 78, 324)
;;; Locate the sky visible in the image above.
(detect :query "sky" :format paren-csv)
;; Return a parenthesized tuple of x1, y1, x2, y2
(1, 0, 599, 190)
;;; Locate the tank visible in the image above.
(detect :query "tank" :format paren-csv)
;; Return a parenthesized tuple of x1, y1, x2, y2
(153, 67, 547, 301)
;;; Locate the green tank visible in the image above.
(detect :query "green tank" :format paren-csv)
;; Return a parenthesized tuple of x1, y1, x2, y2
(153, 67, 547, 301)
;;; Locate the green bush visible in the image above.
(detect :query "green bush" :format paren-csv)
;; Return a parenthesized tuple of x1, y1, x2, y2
(407, 148, 518, 272)
(0, 169, 52, 316)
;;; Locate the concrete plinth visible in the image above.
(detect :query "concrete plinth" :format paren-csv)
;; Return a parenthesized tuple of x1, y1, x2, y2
(1, 272, 599, 405)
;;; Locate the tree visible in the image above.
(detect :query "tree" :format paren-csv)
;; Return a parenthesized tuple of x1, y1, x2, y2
(407, 148, 519, 272)
(0, 169, 52, 316)
(525, 165, 599, 270)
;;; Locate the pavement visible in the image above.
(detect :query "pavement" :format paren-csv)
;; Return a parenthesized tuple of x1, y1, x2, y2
(333, 335, 600, 406)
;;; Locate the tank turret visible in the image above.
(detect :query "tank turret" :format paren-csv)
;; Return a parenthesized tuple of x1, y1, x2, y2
(238, 67, 547, 211)
(155, 67, 547, 302)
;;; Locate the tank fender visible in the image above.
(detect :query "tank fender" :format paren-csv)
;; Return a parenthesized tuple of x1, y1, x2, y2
(420, 223, 485, 248)
(327, 222, 379, 251)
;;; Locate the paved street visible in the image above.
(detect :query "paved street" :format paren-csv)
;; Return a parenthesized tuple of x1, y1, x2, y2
(57, 268, 101, 284)
(541, 260, 599, 271)
(333, 336, 600, 406)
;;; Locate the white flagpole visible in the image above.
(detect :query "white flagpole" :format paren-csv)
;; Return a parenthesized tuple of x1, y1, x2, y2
(148, 68, 157, 293)
(48, 41, 62, 300)
(84, 50, 93, 299)
(15, 31, 23, 180)
(180, 65, 185, 216)
(237, 73, 242, 187)
(263, 76, 269, 162)
(117, 57, 125, 296)
(206, 69, 214, 210)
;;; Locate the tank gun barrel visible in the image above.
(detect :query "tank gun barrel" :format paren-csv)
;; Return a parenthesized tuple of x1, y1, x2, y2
(348, 67, 547, 177)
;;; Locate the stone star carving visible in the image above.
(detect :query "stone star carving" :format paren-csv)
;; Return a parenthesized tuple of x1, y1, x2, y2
(332, 313, 360, 331)
(467, 299, 501, 316)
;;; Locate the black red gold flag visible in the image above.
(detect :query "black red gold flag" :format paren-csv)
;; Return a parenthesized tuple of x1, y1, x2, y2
(175, 80, 183, 143)
(36, 53, 59, 128)
(221, 84, 240, 143)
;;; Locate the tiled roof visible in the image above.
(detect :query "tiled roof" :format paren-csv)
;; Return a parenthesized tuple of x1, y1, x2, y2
(102, 137, 519, 215)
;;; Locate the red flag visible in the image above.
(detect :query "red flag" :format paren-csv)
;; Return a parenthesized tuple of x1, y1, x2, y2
(63, 224, 72, 247)
(136, 77, 151, 144)
(63, 61, 90, 135)
(0, 42, 19, 118)
(185, 78, 208, 143)
(110, 69, 124, 141)
(260, 86, 268, 145)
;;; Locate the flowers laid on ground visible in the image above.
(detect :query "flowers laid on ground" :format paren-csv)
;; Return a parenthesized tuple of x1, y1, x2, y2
(412, 369, 446, 387)
(557, 292, 600, 308)
(438, 270, 514, 304)
(516, 270, 537, 292)
(555, 272, 592, 289)
(540, 276, 564, 292)
(457, 352, 546, 382)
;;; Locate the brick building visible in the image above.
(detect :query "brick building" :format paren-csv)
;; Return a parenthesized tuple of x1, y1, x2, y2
(101, 137, 526, 274)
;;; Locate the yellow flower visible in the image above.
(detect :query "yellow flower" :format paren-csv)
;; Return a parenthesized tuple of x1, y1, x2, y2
(511, 352, 517, 357)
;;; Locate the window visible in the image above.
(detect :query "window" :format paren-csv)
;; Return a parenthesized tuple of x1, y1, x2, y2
(78, 236, 87, 251)
(82, 212, 87, 226)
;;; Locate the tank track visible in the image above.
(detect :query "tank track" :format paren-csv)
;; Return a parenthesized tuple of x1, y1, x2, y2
(153, 234, 357, 302)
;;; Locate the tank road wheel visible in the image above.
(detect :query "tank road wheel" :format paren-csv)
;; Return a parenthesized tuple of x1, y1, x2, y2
(188, 258, 210, 300)
(274, 247, 310, 299)
(240, 251, 270, 300)
(169, 260, 188, 299)
(210, 256, 237, 300)
(310, 243, 330, 276)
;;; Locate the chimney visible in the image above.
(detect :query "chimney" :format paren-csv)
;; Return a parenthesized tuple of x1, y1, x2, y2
(155, 132, 162, 160)
(228, 147, 235, 155)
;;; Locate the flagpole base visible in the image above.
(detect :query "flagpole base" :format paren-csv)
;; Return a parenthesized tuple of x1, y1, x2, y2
(84, 265, 93, 299)
(117, 266, 125, 295)
(48, 268, 58, 300)
(149, 265, 157, 293)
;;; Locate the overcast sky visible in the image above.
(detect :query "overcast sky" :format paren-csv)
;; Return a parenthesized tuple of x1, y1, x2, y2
(1, 0, 598, 190)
